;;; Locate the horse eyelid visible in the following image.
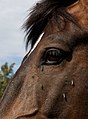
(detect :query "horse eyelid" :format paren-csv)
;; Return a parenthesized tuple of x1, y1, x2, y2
(40, 48, 71, 65)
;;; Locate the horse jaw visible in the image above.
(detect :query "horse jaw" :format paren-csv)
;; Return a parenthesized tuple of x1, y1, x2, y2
(67, 0, 88, 30)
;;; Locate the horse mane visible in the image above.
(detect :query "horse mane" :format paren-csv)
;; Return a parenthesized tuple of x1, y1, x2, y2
(24, 0, 78, 49)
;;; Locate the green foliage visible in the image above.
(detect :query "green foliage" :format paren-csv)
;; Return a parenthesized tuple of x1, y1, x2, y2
(0, 62, 15, 98)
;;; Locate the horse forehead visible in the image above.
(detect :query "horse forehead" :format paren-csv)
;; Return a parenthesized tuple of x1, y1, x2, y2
(28, 19, 76, 54)
(28, 32, 45, 56)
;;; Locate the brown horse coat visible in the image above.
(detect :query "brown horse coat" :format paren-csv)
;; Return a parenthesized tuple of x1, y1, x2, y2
(0, 0, 88, 119)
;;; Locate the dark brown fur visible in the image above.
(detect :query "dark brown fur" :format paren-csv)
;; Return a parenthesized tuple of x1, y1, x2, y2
(0, 0, 88, 119)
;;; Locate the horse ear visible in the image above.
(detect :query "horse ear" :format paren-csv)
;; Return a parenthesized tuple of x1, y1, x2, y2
(67, 0, 88, 29)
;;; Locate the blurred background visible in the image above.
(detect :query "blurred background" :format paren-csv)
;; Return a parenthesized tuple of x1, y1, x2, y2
(0, 0, 38, 98)
(0, 0, 38, 72)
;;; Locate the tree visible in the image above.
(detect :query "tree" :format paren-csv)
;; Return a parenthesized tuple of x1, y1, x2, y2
(0, 62, 15, 98)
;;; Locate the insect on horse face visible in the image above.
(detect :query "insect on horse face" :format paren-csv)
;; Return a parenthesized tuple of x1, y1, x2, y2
(0, 0, 88, 119)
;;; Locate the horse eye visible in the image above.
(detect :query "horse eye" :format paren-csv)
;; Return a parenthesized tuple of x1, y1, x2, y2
(41, 48, 69, 65)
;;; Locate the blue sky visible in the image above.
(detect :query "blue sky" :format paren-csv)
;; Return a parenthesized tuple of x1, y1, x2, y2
(0, 0, 38, 72)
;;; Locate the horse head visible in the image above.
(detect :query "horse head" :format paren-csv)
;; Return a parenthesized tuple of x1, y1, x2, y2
(0, 0, 88, 119)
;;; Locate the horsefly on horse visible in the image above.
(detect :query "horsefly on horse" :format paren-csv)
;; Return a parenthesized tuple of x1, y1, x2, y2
(0, 0, 88, 119)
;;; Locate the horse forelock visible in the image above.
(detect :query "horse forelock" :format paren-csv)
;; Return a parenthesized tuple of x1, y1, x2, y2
(24, 0, 78, 50)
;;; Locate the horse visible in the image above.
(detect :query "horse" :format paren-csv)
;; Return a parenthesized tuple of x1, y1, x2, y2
(0, 0, 88, 119)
